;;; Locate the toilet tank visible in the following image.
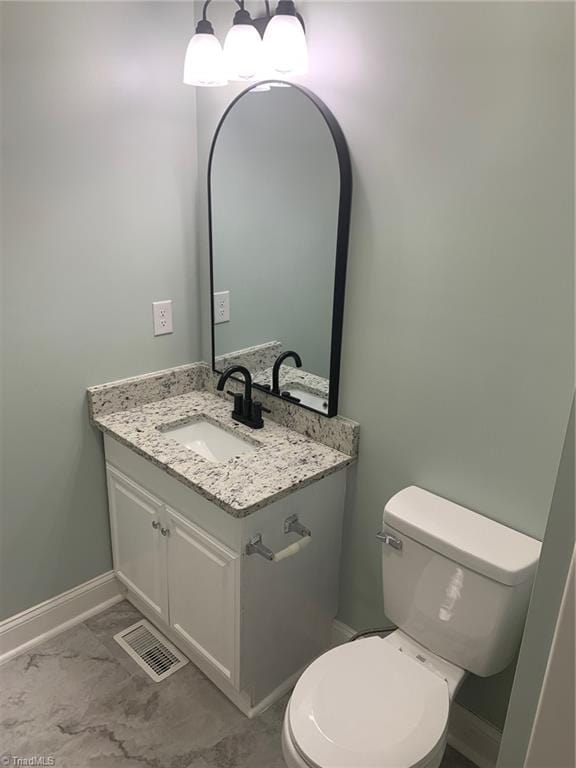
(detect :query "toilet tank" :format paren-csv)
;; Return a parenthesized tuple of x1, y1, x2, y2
(381, 487, 541, 677)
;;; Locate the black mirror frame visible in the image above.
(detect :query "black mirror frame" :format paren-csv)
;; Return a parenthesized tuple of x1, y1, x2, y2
(208, 80, 352, 418)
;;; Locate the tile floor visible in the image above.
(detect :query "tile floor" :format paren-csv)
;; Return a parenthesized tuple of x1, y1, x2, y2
(1, 601, 478, 768)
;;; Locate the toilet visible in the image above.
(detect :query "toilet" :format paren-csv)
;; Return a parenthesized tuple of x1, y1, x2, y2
(282, 486, 541, 768)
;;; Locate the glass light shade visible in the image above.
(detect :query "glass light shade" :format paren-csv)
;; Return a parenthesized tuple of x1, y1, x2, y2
(183, 33, 227, 87)
(263, 15, 308, 75)
(223, 24, 263, 81)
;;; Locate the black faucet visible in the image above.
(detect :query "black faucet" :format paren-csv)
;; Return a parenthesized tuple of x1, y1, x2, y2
(217, 365, 270, 430)
(272, 351, 303, 395)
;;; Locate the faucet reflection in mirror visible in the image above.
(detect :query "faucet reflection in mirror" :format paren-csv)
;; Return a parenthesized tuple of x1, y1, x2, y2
(183, 0, 308, 87)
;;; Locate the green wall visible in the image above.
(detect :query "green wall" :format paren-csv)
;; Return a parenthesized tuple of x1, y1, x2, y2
(196, 2, 574, 728)
(0, 2, 200, 620)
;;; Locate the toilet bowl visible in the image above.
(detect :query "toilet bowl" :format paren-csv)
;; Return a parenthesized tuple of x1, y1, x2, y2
(282, 486, 542, 768)
(282, 631, 465, 768)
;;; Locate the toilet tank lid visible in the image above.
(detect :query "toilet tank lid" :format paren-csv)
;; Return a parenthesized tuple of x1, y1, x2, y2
(384, 486, 542, 586)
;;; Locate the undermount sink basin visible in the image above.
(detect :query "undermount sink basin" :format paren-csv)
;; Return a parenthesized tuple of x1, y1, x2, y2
(162, 420, 256, 463)
(287, 388, 329, 413)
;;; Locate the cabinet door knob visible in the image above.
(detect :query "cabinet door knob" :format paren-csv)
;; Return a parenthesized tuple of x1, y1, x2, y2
(160, 527, 170, 537)
(152, 520, 160, 529)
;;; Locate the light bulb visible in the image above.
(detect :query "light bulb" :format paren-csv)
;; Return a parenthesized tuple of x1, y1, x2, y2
(223, 10, 263, 81)
(263, 14, 308, 75)
(183, 21, 227, 87)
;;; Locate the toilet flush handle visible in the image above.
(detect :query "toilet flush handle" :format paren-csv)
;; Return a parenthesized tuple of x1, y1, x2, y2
(376, 531, 403, 551)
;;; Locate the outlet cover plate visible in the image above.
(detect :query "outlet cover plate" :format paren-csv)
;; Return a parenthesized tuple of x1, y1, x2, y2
(214, 291, 230, 324)
(152, 300, 173, 336)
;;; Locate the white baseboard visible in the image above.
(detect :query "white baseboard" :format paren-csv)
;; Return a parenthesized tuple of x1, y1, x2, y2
(0, 571, 123, 666)
(330, 619, 501, 768)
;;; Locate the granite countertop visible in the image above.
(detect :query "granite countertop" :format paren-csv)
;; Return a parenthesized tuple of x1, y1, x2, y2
(253, 367, 329, 398)
(93, 389, 354, 517)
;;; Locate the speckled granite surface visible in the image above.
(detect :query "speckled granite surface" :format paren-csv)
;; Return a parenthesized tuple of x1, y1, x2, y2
(205, 372, 359, 457)
(88, 362, 208, 419)
(92, 390, 354, 517)
(214, 341, 282, 375)
(88, 362, 359, 457)
(253, 366, 329, 398)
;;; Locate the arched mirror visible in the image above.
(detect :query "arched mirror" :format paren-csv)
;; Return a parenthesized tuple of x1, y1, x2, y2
(209, 81, 352, 417)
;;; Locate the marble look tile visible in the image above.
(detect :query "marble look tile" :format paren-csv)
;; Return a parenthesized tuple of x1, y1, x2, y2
(83, 600, 143, 640)
(54, 666, 250, 768)
(0, 624, 132, 758)
(185, 721, 286, 768)
(0, 603, 478, 768)
(83, 601, 157, 682)
(94, 391, 354, 517)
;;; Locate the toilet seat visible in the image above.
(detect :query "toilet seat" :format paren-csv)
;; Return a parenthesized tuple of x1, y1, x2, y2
(288, 637, 450, 768)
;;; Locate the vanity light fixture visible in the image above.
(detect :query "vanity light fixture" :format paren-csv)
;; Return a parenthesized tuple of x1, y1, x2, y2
(263, 0, 308, 75)
(183, 0, 308, 87)
(223, 4, 263, 81)
(183, 10, 227, 86)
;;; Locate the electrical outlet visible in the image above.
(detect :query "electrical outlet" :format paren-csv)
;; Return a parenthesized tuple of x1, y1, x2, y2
(214, 291, 230, 324)
(152, 300, 173, 336)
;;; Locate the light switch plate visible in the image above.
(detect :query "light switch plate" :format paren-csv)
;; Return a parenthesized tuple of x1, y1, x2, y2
(152, 300, 173, 336)
(214, 291, 230, 324)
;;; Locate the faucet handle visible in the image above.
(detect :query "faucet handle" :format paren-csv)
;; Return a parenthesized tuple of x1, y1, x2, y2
(226, 390, 244, 418)
(250, 401, 269, 428)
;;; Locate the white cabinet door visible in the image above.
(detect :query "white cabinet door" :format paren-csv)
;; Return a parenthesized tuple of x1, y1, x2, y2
(107, 466, 168, 620)
(166, 507, 239, 685)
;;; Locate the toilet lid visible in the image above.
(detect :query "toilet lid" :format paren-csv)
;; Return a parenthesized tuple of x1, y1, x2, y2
(289, 637, 450, 768)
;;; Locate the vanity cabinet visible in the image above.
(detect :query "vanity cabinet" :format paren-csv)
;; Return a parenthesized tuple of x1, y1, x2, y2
(107, 468, 168, 621)
(166, 507, 239, 685)
(108, 465, 240, 688)
(104, 434, 346, 717)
